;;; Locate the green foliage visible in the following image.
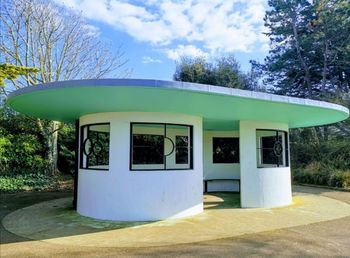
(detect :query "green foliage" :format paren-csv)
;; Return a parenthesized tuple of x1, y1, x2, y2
(57, 124, 75, 174)
(0, 63, 38, 87)
(0, 106, 76, 176)
(255, 0, 350, 99)
(0, 174, 53, 192)
(293, 164, 350, 188)
(291, 140, 350, 171)
(291, 139, 350, 188)
(0, 107, 49, 175)
(174, 55, 260, 90)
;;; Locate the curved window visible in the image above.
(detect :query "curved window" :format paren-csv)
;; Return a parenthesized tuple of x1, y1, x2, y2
(130, 123, 193, 170)
(80, 123, 110, 170)
(256, 129, 289, 168)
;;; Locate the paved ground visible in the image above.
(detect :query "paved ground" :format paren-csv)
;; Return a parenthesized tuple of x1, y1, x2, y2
(1, 186, 350, 257)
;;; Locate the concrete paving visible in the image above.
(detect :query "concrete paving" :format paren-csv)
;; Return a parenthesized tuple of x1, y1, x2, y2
(1, 187, 350, 257)
(2, 189, 350, 249)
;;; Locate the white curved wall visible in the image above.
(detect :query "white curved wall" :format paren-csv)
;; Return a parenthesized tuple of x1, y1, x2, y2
(77, 112, 203, 221)
(239, 121, 292, 208)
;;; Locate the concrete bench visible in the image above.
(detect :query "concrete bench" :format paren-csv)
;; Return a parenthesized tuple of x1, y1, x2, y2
(204, 179, 240, 193)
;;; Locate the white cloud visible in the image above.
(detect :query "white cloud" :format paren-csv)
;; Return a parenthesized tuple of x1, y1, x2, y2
(54, 0, 269, 54)
(82, 24, 101, 37)
(142, 56, 162, 64)
(165, 44, 208, 60)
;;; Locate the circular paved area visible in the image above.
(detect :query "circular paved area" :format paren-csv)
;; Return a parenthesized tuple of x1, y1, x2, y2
(3, 191, 350, 248)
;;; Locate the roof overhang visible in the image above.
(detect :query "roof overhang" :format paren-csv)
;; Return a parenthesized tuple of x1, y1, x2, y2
(6, 79, 349, 130)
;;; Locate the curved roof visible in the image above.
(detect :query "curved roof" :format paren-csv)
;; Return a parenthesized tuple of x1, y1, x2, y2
(6, 79, 349, 130)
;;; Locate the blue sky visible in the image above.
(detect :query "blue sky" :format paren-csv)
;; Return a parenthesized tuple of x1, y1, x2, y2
(55, 0, 270, 80)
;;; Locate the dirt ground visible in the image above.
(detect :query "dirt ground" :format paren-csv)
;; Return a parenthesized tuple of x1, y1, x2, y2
(1, 186, 350, 257)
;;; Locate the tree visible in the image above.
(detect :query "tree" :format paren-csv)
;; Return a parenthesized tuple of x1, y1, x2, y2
(0, 106, 48, 175)
(0, 63, 38, 87)
(252, 0, 350, 142)
(0, 0, 129, 174)
(174, 55, 253, 90)
(174, 56, 215, 85)
(256, 0, 350, 99)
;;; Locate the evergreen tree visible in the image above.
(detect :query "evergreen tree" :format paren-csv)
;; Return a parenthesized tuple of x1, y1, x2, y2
(255, 0, 350, 99)
(174, 55, 256, 90)
(252, 0, 350, 143)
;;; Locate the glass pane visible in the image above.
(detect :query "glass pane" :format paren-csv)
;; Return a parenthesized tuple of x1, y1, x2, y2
(89, 124, 110, 133)
(132, 134, 164, 164)
(83, 138, 92, 156)
(131, 123, 165, 170)
(80, 123, 110, 170)
(165, 125, 191, 169)
(176, 136, 188, 164)
(213, 137, 239, 163)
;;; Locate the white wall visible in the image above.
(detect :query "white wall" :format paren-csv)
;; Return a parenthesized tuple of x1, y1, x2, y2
(77, 112, 203, 221)
(239, 121, 292, 208)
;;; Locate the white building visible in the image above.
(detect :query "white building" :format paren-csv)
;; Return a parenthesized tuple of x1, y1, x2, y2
(7, 79, 349, 221)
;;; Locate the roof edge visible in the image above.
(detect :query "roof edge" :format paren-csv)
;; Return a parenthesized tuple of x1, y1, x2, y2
(7, 78, 349, 117)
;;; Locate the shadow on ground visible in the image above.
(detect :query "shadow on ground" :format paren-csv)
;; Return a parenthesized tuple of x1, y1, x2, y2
(204, 192, 240, 209)
(0, 191, 73, 244)
(1, 192, 240, 245)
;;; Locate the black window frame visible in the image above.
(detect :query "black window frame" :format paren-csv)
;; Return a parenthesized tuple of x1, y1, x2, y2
(256, 129, 289, 168)
(212, 137, 240, 164)
(80, 123, 110, 171)
(130, 122, 193, 171)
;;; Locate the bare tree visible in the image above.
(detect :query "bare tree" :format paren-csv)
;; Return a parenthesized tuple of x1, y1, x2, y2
(0, 0, 130, 174)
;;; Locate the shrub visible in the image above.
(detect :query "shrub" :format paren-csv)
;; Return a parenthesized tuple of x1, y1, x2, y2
(0, 174, 54, 193)
(291, 140, 350, 171)
(292, 165, 350, 189)
(328, 171, 350, 188)
(0, 133, 49, 175)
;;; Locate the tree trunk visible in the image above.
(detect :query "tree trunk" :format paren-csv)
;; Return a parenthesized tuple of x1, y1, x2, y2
(314, 126, 323, 143)
(50, 121, 59, 175)
(321, 40, 329, 95)
(291, 15, 313, 98)
(37, 119, 59, 175)
(323, 126, 329, 142)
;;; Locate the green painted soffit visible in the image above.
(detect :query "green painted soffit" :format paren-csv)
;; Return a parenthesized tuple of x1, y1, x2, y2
(7, 84, 349, 131)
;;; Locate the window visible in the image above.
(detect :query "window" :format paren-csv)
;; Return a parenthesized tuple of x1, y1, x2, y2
(130, 123, 193, 170)
(213, 137, 240, 163)
(256, 129, 289, 168)
(80, 123, 110, 170)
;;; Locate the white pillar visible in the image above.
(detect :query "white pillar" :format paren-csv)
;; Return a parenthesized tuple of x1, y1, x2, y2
(239, 121, 292, 208)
